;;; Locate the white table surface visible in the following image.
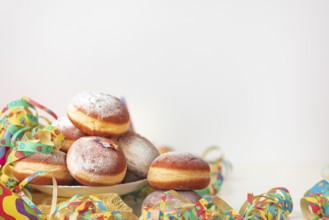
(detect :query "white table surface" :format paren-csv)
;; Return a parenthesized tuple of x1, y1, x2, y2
(218, 162, 327, 219)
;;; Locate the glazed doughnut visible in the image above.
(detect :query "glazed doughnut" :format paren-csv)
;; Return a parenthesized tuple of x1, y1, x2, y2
(13, 151, 73, 185)
(67, 91, 130, 137)
(142, 190, 201, 218)
(147, 152, 210, 190)
(67, 136, 127, 186)
(117, 131, 159, 179)
(51, 117, 86, 152)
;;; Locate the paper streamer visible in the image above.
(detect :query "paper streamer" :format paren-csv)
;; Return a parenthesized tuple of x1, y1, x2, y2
(94, 137, 118, 150)
(0, 170, 138, 220)
(0, 170, 58, 220)
(301, 179, 329, 220)
(50, 193, 138, 220)
(197, 145, 230, 197)
(142, 187, 292, 220)
(143, 191, 220, 219)
(239, 187, 293, 220)
(0, 97, 64, 189)
(0, 181, 43, 220)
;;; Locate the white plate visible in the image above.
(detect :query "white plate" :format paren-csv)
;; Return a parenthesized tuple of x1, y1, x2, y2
(30, 179, 148, 197)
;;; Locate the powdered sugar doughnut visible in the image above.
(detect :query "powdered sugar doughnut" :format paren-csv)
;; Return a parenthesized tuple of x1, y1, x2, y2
(117, 132, 159, 179)
(13, 151, 73, 185)
(67, 91, 130, 137)
(66, 136, 127, 186)
(147, 152, 210, 190)
(52, 117, 86, 152)
(142, 190, 201, 219)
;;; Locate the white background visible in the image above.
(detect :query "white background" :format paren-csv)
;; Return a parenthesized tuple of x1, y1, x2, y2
(0, 2, 329, 216)
(1, 0, 328, 164)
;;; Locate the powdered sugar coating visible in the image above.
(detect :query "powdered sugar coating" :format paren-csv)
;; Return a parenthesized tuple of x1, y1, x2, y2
(67, 136, 126, 176)
(69, 91, 129, 121)
(142, 190, 201, 209)
(19, 150, 67, 165)
(52, 117, 86, 140)
(118, 132, 159, 178)
(151, 152, 210, 170)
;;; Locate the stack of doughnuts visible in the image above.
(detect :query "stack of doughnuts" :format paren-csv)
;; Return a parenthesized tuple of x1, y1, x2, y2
(13, 91, 160, 186)
(143, 152, 210, 216)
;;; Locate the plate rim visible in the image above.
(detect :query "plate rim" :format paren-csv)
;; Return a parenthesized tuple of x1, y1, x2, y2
(30, 178, 148, 189)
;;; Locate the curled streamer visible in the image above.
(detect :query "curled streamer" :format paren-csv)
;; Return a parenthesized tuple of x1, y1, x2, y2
(239, 187, 293, 220)
(197, 145, 231, 197)
(142, 187, 292, 220)
(1, 170, 138, 220)
(141, 189, 240, 219)
(301, 179, 329, 220)
(0, 97, 64, 188)
(49, 193, 138, 219)
(0, 170, 57, 219)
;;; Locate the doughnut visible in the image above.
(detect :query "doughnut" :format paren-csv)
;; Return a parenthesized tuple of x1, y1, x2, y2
(66, 136, 127, 186)
(51, 117, 86, 152)
(117, 131, 159, 179)
(67, 91, 130, 137)
(147, 152, 210, 190)
(142, 190, 201, 218)
(13, 151, 73, 185)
